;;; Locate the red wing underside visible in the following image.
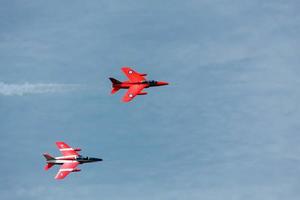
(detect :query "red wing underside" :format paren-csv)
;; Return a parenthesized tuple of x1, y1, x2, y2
(56, 142, 79, 157)
(122, 84, 147, 102)
(122, 67, 146, 82)
(55, 162, 79, 180)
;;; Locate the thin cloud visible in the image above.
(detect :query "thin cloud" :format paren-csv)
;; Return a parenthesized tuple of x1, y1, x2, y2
(0, 82, 81, 96)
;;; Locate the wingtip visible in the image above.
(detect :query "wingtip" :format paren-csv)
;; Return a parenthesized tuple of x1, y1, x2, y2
(54, 174, 64, 180)
(121, 98, 130, 103)
(121, 66, 133, 71)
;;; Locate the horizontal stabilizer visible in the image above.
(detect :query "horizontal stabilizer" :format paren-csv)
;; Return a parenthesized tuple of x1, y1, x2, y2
(111, 87, 120, 94)
(45, 163, 54, 171)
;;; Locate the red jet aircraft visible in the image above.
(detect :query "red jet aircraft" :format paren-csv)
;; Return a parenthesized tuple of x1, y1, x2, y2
(109, 67, 169, 102)
(43, 141, 102, 180)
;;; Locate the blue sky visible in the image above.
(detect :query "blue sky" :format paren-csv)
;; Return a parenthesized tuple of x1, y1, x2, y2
(1, 0, 300, 199)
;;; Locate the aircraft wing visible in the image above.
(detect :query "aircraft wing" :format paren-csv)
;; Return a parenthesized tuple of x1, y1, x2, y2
(122, 84, 147, 102)
(55, 162, 79, 180)
(56, 142, 79, 157)
(122, 67, 146, 82)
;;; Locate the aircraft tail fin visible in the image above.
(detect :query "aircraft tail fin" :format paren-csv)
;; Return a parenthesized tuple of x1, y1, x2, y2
(109, 78, 121, 94)
(43, 153, 55, 171)
(43, 153, 54, 161)
(109, 77, 121, 84)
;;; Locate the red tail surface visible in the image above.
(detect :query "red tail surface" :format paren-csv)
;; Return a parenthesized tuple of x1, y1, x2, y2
(111, 87, 120, 94)
(43, 153, 55, 170)
(44, 163, 55, 171)
(109, 78, 121, 94)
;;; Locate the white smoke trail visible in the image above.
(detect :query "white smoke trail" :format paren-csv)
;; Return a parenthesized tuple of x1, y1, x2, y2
(0, 82, 81, 96)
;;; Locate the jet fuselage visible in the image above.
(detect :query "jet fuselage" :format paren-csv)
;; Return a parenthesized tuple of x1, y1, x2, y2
(109, 67, 169, 102)
(46, 155, 102, 165)
(114, 80, 169, 89)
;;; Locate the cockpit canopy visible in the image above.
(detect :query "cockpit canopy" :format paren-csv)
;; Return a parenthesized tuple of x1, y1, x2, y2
(142, 80, 157, 86)
(148, 80, 157, 86)
(77, 155, 89, 160)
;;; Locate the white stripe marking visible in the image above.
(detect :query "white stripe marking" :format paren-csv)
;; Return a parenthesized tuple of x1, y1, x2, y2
(55, 155, 77, 159)
(59, 148, 74, 151)
(53, 160, 77, 164)
(59, 168, 74, 172)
